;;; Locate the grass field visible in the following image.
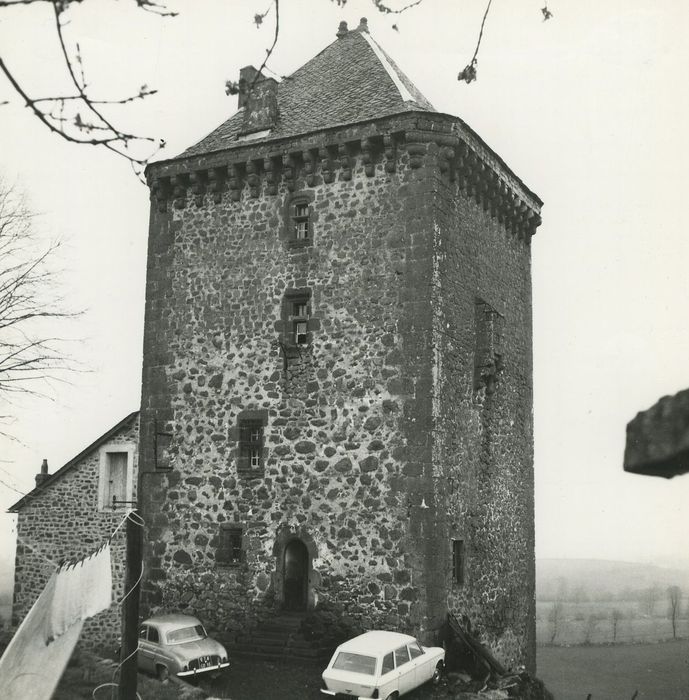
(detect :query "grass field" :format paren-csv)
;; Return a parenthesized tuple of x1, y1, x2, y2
(537, 639, 689, 700)
(536, 600, 689, 645)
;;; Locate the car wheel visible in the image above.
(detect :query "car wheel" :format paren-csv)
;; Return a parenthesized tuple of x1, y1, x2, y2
(156, 664, 169, 682)
(431, 661, 444, 685)
(383, 694, 397, 700)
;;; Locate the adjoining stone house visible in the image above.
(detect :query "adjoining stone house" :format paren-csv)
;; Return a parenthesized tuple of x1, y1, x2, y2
(140, 20, 543, 671)
(8, 411, 139, 649)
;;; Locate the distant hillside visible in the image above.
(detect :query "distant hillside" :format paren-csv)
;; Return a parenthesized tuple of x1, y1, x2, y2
(537, 558, 689, 601)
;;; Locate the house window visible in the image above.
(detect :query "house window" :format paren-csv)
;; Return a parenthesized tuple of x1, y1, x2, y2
(217, 526, 243, 566)
(294, 203, 309, 240)
(98, 443, 135, 511)
(452, 539, 465, 585)
(293, 299, 309, 344)
(286, 196, 314, 249)
(284, 291, 311, 346)
(239, 419, 264, 471)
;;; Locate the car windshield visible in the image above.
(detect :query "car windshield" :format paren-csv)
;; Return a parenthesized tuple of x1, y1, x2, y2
(165, 624, 206, 644)
(332, 652, 377, 676)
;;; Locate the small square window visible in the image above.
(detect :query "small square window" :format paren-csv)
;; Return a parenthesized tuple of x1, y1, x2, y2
(294, 302, 307, 318)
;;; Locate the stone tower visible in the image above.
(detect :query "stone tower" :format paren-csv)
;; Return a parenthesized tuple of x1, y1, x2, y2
(139, 19, 542, 671)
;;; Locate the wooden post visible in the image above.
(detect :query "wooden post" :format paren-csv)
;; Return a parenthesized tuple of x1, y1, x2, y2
(118, 509, 143, 699)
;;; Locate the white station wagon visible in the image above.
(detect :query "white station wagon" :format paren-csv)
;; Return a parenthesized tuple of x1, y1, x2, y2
(321, 630, 445, 699)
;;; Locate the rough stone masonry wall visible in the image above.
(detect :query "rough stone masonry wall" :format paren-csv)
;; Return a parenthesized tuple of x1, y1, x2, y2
(12, 417, 139, 651)
(431, 165, 536, 672)
(139, 130, 445, 642)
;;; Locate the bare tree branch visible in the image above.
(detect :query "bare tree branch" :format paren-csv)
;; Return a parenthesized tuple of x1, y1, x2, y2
(0, 179, 78, 403)
(0, 0, 171, 181)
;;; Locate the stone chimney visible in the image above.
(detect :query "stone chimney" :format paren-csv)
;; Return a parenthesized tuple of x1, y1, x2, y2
(238, 65, 278, 135)
(35, 458, 49, 487)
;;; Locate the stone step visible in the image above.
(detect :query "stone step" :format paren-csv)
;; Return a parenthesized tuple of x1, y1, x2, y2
(259, 618, 304, 631)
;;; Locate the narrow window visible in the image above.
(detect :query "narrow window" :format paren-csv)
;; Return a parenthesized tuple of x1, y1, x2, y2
(239, 419, 263, 471)
(452, 539, 465, 585)
(474, 298, 503, 394)
(217, 526, 243, 566)
(294, 203, 309, 240)
(98, 445, 134, 511)
(292, 300, 309, 344)
(282, 291, 311, 347)
(104, 452, 128, 509)
(381, 652, 395, 674)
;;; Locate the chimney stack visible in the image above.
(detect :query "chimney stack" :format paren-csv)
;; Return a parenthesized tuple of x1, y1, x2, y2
(238, 65, 278, 135)
(35, 458, 49, 487)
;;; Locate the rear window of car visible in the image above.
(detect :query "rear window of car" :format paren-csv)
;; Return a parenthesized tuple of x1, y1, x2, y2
(166, 625, 206, 644)
(332, 652, 377, 676)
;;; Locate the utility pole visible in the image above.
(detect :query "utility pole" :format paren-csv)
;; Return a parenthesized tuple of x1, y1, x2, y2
(118, 508, 143, 699)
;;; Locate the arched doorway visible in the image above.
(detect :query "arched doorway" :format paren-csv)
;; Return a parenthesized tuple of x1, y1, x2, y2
(283, 539, 309, 611)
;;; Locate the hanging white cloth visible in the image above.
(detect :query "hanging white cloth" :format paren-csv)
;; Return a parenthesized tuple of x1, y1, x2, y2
(46, 542, 113, 642)
(0, 572, 83, 700)
(0, 543, 113, 700)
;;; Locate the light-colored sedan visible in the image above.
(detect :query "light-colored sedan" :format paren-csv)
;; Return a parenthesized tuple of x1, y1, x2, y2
(321, 630, 445, 699)
(137, 614, 230, 680)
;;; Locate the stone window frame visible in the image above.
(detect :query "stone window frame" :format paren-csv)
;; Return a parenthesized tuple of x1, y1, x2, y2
(97, 442, 135, 512)
(473, 297, 504, 395)
(451, 538, 465, 586)
(278, 288, 319, 348)
(284, 191, 315, 250)
(233, 409, 269, 475)
(216, 524, 244, 567)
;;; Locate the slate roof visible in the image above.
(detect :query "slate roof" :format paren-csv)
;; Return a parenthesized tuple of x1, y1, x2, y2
(180, 23, 434, 159)
(8, 411, 139, 512)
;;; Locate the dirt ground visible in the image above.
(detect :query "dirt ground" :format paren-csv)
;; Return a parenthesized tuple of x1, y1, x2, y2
(198, 658, 444, 700)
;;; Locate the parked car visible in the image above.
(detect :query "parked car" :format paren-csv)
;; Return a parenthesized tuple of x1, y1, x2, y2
(321, 630, 445, 699)
(137, 614, 229, 681)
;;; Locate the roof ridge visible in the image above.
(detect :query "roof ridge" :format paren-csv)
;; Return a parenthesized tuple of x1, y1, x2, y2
(7, 410, 140, 512)
(176, 23, 435, 159)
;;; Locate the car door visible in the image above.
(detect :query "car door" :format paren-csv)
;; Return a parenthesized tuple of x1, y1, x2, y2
(394, 644, 415, 695)
(407, 640, 428, 687)
(377, 651, 397, 698)
(137, 625, 154, 673)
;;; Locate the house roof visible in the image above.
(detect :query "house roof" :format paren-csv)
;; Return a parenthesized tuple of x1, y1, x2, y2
(179, 20, 434, 159)
(7, 411, 139, 512)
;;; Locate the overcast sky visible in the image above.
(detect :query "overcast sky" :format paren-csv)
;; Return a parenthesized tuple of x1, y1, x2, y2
(1, 0, 688, 576)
